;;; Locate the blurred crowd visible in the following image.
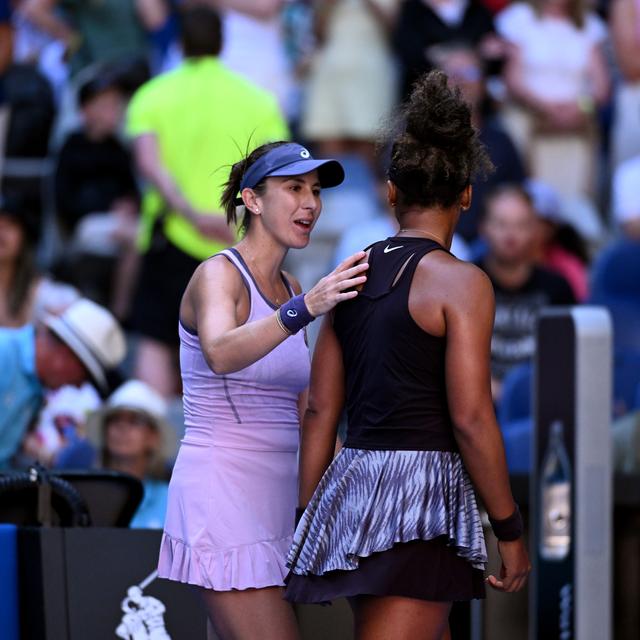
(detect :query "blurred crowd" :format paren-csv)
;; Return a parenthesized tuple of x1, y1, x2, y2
(0, 0, 639, 528)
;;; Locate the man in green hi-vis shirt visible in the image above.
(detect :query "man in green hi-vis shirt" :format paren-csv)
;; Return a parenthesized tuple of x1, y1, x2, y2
(126, 5, 289, 396)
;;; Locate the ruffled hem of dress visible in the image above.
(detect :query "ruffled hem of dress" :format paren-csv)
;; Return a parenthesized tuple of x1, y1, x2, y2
(286, 448, 487, 575)
(158, 532, 292, 591)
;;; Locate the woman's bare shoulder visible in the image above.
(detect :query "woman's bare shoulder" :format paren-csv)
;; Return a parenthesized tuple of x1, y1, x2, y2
(185, 253, 247, 310)
(416, 251, 494, 306)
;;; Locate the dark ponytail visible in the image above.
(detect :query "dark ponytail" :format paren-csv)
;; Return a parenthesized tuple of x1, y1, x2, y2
(386, 70, 493, 209)
(220, 140, 289, 235)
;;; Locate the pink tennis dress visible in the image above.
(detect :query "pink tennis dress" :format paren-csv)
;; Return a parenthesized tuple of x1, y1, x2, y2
(158, 248, 310, 590)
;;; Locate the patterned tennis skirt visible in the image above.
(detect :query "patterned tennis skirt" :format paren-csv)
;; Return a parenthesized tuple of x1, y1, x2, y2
(285, 448, 487, 603)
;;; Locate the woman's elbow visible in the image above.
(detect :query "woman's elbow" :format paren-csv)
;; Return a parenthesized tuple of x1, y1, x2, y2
(204, 346, 232, 376)
(450, 406, 491, 439)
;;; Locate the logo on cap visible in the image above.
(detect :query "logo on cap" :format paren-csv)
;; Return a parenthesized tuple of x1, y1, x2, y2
(300, 149, 310, 159)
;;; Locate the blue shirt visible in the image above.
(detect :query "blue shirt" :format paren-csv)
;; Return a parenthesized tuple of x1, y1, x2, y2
(0, 326, 43, 468)
(129, 479, 169, 529)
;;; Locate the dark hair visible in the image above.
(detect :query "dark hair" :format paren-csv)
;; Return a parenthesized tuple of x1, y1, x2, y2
(548, 223, 590, 265)
(482, 183, 534, 220)
(0, 191, 38, 320)
(180, 7, 223, 58)
(78, 72, 122, 107)
(387, 70, 493, 209)
(220, 141, 290, 234)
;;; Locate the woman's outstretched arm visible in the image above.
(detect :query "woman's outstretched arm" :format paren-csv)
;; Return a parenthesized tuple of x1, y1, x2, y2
(444, 264, 530, 593)
(188, 253, 367, 375)
(298, 315, 345, 506)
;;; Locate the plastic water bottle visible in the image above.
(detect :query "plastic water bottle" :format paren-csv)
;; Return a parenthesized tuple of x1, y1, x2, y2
(540, 420, 572, 561)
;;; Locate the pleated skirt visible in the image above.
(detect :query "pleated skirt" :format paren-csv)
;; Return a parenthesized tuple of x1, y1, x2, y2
(285, 448, 487, 603)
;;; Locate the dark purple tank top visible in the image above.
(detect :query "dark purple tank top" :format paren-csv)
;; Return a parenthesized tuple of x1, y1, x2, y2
(333, 237, 458, 452)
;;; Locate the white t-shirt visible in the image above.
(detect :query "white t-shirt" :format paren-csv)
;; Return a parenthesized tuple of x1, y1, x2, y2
(425, 0, 469, 27)
(612, 155, 640, 224)
(220, 11, 294, 118)
(496, 2, 607, 102)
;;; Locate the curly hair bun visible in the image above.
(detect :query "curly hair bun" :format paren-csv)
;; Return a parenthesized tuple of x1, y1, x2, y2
(405, 71, 474, 151)
(388, 70, 493, 209)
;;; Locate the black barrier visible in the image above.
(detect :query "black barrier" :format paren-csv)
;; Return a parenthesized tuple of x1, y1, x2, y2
(532, 308, 613, 640)
(19, 528, 208, 639)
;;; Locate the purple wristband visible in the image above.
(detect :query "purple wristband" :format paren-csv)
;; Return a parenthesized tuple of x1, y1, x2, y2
(278, 294, 315, 334)
(489, 505, 524, 542)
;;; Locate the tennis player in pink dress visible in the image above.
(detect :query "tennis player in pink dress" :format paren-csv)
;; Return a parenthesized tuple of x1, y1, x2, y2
(157, 142, 368, 639)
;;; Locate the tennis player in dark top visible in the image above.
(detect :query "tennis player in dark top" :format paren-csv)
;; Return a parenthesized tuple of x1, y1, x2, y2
(285, 71, 530, 639)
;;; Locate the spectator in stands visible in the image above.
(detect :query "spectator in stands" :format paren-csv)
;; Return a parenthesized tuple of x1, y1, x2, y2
(218, 0, 295, 120)
(0, 0, 11, 177)
(10, 0, 69, 101)
(20, 0, 165, 76)
(0, 191, 78, 328)
(393, 0, 497, 101)
(155, 1, 295, 119)
(497, 0, 610, 199)
(87, 380, 176, 529)
(54, 68, 139, 315)
(126, 5, 288, 396)
(526, 179, 590, 301)
(610, 0, 640, 168)
(476, 185, 576, 401)
(431, 42, 525, 243)
(0, 0, 12, 81)
(612, 154, 640, 240)
(300, 0, 399, 169)
(21, 381, 102, 469)
(0, 298, 126, 468)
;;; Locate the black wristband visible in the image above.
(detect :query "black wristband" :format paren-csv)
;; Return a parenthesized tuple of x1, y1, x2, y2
(295, 507, 305, 528)
(489, 505, 523, 541)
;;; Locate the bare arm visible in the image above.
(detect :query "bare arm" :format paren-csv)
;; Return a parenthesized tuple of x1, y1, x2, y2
(445, 267, 515, 519)
(134, 133, 198, 222)
(587, 44, 611, 106)
(363, 0, 399, 35)
(611, 0, 640, 81)
(444, 265, 530, 592)
(133, 133, 235, 243)
(313, 0, 337, 44)
(191, 257, 293, 374)
(298, 315, 345, 506)
(191, 254, 368, 375)
(21, 0, 76, 44)
(0, 25, 12, 74)
(503, 43, 548, 112)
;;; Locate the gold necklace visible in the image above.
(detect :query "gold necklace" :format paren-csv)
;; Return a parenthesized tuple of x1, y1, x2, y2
(397, 228, 446, 246)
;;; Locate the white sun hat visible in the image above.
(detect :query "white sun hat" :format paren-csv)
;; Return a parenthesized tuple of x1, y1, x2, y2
(43, 298, 126, 393)
(87, 379, 178, 464)
(106, 380, 168, 421)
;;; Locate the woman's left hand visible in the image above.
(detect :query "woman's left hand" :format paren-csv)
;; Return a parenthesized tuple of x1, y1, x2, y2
(487, 538, 531, 593)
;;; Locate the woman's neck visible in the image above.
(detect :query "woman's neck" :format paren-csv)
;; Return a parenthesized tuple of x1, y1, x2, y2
(235, 228, 288, 283)
(396, 207, 460, 250)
